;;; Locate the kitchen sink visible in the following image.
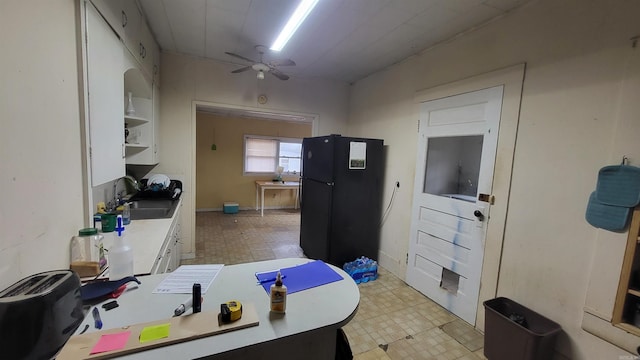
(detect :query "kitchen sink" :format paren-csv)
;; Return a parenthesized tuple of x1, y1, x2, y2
(128, 199, 179, 220)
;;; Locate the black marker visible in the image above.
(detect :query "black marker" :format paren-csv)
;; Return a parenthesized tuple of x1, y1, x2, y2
(193, 283, 201, 313)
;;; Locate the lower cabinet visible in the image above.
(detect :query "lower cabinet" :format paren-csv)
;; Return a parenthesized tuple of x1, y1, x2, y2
(151, 210, 182, 274)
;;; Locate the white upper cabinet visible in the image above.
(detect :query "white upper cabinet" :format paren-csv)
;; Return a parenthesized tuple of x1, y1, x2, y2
(87, 0, 160, 168)
(91, 0, 156, 81)
(152, 83, 160, 163)
(152, 39, 161, 86)
(90, 0, 124, 38)
(86, 3, 125, 186)
(138, 20, 156, 80)
(121, 0, 142, 57)
(90, 0, 139, 46)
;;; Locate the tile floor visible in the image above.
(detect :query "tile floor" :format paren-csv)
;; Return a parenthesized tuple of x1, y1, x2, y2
(184, 210, 487, 360)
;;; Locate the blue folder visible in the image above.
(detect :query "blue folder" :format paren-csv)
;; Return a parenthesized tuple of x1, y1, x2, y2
(255, 260, 344, 294)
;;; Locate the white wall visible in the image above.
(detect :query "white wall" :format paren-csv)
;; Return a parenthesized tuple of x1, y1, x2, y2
(0, 0, 85, 289)
(155, 52, 350, 257)
(348, 0, 640, 358)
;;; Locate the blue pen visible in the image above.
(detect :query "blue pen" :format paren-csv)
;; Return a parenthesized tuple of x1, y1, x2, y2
(92, 307, 103, 329)
(258, 275, 286, 284)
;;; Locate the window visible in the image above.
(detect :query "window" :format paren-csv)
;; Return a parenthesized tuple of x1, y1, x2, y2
(244, 135, 302, 175)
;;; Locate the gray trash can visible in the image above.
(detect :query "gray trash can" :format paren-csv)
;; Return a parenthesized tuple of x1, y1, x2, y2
(483, 297, 561, 360)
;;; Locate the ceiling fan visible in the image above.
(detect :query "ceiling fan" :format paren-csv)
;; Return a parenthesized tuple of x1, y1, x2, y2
(225, 45, 296, 81)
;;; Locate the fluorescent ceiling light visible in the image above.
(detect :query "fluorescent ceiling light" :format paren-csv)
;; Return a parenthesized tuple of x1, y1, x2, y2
(270, 0, 319, 52)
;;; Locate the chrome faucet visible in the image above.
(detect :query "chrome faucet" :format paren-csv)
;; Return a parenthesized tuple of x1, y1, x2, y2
(111, 175, 140, 210)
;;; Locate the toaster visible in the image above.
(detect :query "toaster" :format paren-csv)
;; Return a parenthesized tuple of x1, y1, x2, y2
(0, 270, 83, 360)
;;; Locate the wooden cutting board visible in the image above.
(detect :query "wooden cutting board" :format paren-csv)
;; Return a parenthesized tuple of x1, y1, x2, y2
(57, 303, 259, 360)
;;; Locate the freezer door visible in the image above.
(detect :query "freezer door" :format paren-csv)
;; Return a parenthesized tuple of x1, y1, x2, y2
(302, 136, 335, 183)
(329, 137, 385, 266)
(299, 178, 332, 262)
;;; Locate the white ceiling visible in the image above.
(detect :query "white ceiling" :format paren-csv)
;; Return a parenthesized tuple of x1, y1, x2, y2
(139, 0, 530, 84)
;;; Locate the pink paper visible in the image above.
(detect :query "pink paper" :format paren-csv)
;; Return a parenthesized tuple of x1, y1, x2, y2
(90, 331, 131, 354)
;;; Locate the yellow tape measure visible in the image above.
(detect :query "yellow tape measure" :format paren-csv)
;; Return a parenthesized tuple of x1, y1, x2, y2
(219, 300, 242, 324)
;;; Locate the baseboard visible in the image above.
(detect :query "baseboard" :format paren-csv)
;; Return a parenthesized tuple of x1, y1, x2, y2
(378, 251, 404, 280)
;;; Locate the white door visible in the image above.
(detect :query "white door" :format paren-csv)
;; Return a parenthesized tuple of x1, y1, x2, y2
(406, 86, 503, 325)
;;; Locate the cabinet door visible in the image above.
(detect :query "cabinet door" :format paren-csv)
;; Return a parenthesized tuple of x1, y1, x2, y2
(139, 22, 155, 79)
(151, 84, 160, 163)
(152, 40, 160, 86)
(90, 0, 124, 39)
(121, 0, 141, 59)
(86, 3, 125, 185)
(169, 221, 181, 272)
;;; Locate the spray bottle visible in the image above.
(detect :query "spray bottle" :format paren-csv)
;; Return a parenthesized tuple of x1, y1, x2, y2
(109, 215, 134, 281)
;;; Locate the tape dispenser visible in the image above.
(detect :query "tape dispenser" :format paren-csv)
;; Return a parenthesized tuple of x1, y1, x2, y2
(219, 300, 242, 324)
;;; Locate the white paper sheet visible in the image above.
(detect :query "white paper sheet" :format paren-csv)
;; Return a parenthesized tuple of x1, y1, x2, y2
(152, 264, 224, 294)
(349, 142, 367, 169)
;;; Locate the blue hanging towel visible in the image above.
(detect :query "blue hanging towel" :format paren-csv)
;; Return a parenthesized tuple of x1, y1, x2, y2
(595, 165, 640, 207)
(585, 192, 631, 232)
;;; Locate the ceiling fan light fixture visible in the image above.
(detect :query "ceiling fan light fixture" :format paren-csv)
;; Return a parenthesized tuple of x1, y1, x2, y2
(257, 70, 265, 80)
(270, 0, 319, 52)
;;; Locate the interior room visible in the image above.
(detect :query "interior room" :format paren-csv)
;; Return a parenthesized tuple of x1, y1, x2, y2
(2, 0, 640, 359)
(195, 111, 311, 212)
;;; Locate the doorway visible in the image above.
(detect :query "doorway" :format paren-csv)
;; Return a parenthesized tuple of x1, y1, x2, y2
(406, 86, 503, 325)
(194, 111, 312, 211)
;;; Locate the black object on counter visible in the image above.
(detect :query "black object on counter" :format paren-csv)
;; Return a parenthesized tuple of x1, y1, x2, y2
(80, 276, 140, 301)
(131, 179, 183, 200)
(193, 283, 202, 313)
(0, 270, 83, 360)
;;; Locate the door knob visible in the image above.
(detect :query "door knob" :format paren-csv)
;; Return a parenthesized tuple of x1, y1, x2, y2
(473, 210, 484, 221)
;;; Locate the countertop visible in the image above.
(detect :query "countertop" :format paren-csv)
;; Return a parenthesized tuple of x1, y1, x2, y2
(98, 198, 181, 277)
(64, 258, 359, 360)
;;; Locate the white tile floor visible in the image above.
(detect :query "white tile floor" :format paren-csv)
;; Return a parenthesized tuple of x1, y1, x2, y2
(185, 210, 487, 359)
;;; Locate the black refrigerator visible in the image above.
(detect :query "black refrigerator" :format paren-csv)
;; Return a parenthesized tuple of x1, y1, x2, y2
(299, 135, 384, 267)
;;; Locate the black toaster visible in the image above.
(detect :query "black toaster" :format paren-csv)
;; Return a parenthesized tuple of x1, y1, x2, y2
(0, 270, 83, 360)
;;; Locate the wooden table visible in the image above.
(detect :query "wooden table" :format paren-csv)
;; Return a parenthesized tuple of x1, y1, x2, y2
(64, 258, 359, 359)
(255, 181, 300, 216)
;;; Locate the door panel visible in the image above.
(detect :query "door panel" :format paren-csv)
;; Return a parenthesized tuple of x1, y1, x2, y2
(302, 136, 334, 183)
(299, 178, 332, 261)
(417, 207, 475, 250)
(407, 86, 503, 325)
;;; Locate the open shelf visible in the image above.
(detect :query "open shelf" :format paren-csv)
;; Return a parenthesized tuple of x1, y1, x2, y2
(613, 207, 640, 331)
(125, 115, 149, 127)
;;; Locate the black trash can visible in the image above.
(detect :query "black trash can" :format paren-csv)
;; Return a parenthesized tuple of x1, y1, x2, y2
(483, 297, 561, 360)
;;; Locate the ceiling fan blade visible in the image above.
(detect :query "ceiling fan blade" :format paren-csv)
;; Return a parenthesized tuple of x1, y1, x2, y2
(269, 59, 296, 67)
(225, 52, 257, 64)
(270, 69, 290, 81)
(231, 66, 252, 74)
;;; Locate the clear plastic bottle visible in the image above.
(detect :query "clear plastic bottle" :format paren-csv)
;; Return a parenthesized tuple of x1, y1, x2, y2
(122, 202, 131, 225)
(70, 228, 106, 276)
(109, 215, 134, 281)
